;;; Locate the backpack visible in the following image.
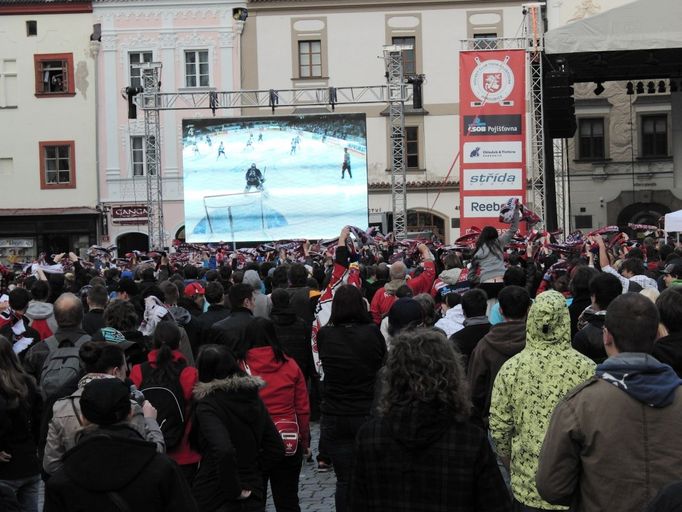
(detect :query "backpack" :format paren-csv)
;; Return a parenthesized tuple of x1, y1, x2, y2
(40, 335, 89, 400)
(139, 361, 186, 449)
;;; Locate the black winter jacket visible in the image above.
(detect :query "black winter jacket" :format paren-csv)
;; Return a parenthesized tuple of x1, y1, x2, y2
(0, 375, 42, 480)
(317, 322, 386, 416)
(44, 425, 197, 512)
(653, 331, 682, 379)
(571, 309, 607, 363)
(270, 306, 313, 379)
(209, 308, 254, 358)
(190, 374, 284, 511)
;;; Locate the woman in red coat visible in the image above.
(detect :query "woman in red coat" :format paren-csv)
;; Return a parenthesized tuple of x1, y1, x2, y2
(241, 318, 310, 512)
(129, 321, 200, 485)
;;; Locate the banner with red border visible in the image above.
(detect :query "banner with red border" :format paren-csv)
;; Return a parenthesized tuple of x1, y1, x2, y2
(459, 49, 526, 232)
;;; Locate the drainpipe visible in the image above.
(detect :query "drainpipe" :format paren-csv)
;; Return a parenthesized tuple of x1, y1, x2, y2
(89, 27, 102, 245)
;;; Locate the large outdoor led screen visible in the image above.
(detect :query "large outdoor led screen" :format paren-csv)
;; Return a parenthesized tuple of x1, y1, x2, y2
(182, 114, 369, 243)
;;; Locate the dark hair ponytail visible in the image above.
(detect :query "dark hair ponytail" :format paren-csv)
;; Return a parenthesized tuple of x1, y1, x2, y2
(149, 321, 183, 383)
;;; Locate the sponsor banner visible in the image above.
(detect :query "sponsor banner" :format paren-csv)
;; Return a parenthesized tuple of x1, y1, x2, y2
(463, 115, 522, 136)
(111, 205, 149, 220)
(462, 168, 523, 191)
(0, 239, 34, 248)
(459, 49, 526, 231)
(463, 141, 523, 164)
(463, 196, 522, 218)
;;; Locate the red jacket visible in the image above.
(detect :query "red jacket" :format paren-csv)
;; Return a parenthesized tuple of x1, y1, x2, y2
(130, 350, 200, 466)
(241, 346, 311, 451)
(370, 259, 437, 324)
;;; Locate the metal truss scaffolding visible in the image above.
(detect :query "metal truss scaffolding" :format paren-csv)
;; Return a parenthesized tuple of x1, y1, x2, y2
(139, 63, 165, 249)
(384, 46, 409, 240)
(525, 3, 547, 230)
(131, 48, 411, 247)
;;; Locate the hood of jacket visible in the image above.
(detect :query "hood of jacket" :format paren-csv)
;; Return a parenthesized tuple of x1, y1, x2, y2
(596, 353, 682, 408)
(168, 305, 191, 326)
(438, 268, 463, 285)
(484, 319, 526, 356)
(582, 307, 606, 327)
(525, 290, 571, 350)
(243, 270, 263, 291)
(387, 401, 453, 449)
(63, 425, 157, 491)
(244, 346, 286, 374)
(192, 373, 265, 401)
(270, 307, 297, 325)
(25, 300, 54, 320)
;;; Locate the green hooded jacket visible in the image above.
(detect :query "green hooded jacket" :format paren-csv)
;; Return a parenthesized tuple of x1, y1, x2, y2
(490, 290, 595, 509)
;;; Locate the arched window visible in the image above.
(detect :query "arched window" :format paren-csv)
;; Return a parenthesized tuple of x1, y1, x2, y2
(407, 210, 446, 241)
(175, 226, 185, 242)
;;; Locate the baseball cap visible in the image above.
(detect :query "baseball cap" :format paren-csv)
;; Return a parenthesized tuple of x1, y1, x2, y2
(662, 263, 682, 276)
(184, 282, 205, 297)
(80, 378, 131, 426)
(91, 327, 135, 350)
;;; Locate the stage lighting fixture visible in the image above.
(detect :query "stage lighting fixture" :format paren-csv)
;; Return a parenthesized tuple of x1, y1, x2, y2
(658, 81, 666, 93)
(594, 82, 605, 96)
(647, 81, 656, 94)
(636, 82, 644, 94)
(626, 82, 634, 95)
(671, 80, 679, 93)
(124, 86, 143, 119)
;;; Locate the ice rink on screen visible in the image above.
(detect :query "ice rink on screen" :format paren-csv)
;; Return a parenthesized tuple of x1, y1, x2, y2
(183, 125, 368, 243)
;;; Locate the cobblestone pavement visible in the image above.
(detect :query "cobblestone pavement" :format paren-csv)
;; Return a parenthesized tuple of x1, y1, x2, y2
(266, 420, 337, 511)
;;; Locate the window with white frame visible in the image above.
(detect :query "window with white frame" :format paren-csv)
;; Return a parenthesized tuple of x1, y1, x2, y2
(298, 41, 322, 78)
(184, 50, 209, 88)
(129, 51, 153, 89)
(391, 36, 416, 76)
(130, 136, 156, 176)
(0, 59, 18, 107)
(473, 33, 498, 50)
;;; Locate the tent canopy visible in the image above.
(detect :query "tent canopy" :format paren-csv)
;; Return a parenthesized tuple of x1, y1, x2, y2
(665, 210, 682, 233)
(545, 0, 682, 54)
(544, 0, 682, 83)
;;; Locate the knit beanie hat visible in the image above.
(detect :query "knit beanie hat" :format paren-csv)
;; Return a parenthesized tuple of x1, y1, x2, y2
(80, 378, 131, 426)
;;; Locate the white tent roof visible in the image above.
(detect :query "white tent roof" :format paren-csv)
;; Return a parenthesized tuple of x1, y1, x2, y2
(545, 0, 682, 54)
(665, 210, 682, 233)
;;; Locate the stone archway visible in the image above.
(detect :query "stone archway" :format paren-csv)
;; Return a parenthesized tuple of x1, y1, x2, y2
(616, 202, 670, 228)
(607, 190, 682, 229)
(406, 209, 448, 243)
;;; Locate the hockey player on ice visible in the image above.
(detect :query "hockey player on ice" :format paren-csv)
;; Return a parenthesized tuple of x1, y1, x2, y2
(258, 132, 263, 142)
(244, 163, 265, 192)
(216, 141, 226, 160)
(341, 147, 352, 179)
(290, 137, 297, 155)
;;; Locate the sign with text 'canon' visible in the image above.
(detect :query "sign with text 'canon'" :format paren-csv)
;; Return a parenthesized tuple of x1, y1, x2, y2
(459, 49, 527, 232)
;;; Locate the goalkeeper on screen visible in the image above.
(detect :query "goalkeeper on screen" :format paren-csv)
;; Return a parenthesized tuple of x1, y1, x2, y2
(244, 163, 265, 192)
